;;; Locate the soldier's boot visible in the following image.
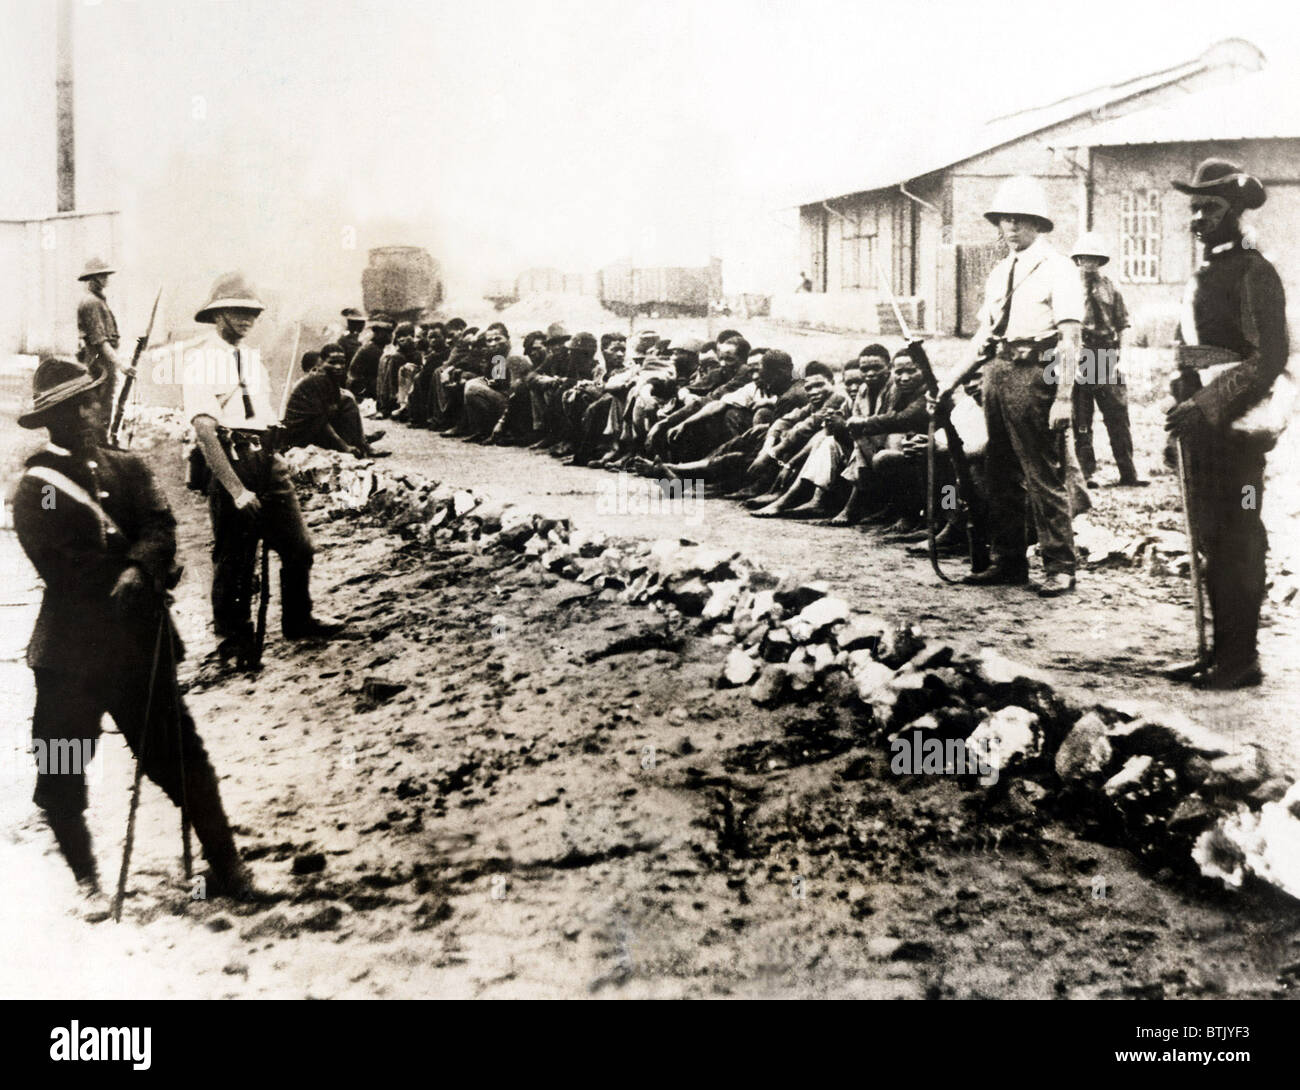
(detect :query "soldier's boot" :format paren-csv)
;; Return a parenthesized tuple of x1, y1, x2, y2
(280, 566, 346, 641)
(45, 812, 100, 893)
(1158, 658, 1208, 682)
(183, 761, 272, 903)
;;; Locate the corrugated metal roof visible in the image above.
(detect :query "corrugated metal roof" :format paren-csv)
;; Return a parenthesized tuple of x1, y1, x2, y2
(1081, 71, 1300, 147)
(783, 38, 1264, 208)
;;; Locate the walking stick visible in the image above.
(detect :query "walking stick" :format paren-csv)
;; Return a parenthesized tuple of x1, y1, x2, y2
(1175, 438, 1209, 668)
(163, 616, 193, 880)
(112, 609, 167, 923)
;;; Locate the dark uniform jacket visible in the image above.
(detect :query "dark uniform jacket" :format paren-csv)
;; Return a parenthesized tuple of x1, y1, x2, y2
(1177, 240, 1289, 432)
(13, 444, 178, 678)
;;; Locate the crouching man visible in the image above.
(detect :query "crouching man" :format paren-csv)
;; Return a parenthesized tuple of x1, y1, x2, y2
(13, 357, 265, 905)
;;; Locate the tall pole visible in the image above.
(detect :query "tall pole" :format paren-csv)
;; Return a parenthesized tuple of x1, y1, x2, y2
(56, 0, 75, 213)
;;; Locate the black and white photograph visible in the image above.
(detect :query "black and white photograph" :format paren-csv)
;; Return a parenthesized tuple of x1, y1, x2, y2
(1, 0, 1299, 1044)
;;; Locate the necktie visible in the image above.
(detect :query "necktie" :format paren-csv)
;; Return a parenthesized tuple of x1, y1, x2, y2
(235, 347, 255, 420)
(992, 256, 1017, 338)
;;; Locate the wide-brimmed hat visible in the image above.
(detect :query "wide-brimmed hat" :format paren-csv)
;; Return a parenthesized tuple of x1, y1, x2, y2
(341, 306, 366, 320)
(545, 321, 570, 343)
(1070, 231, 1111, 265)
(194, 272, 265, 323)
(77, 257, 116, 282)
(17, 356, 105, 429)
(984, 176, 1054, 232)
(1172, 158, 1266, 211)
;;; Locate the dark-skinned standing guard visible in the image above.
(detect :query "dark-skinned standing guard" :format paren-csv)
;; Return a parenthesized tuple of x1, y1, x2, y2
(1164, 159, 1288, 690)
(12, 357, 265, 906)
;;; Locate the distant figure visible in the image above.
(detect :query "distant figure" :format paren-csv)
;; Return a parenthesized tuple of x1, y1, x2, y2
(1069, 232, 1145, 487)
(796, 272, 813, 293)
(338, 307, 367, 365)
(75, 258, 122, 441)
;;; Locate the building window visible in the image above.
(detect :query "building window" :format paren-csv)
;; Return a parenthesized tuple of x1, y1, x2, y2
(1120, 189, 1161, 283)
(838, 211, 876, 291)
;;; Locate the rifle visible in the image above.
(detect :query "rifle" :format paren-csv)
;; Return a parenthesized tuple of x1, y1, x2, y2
(248, 321, 300, 672)
(911, 339, 992, 581)
(868, 254, 990, 580)
(109, 287, 162, 448)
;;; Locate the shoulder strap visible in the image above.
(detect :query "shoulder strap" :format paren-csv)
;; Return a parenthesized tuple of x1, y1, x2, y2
(24, 464, 125, 542)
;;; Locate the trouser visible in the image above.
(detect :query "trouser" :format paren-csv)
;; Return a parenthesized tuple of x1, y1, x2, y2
(376, 356, 400, 416)
(983, 357, 1075, 575)
(207, 438, 315, 640)
(284, 392, 366, 453)
(1072, 359, 1136, 480)
(695, 423, 770, 491)
(88, 351, 120, 444)
(409, 365, 433, 427)
(440, 370, 470, 427)
(528, 374, 567, 437)
(871, 448, 925, 517)
(463, 378, 507, 436)
(31, 655, 241, 879)
(1185, 430, 1268, 671)
(572, 393, 617, 461)
(562, 385, 602, 440)
(664, 405, 746, 463)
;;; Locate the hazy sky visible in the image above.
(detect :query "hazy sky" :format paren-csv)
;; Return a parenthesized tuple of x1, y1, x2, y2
(5, 0, 1300, 315)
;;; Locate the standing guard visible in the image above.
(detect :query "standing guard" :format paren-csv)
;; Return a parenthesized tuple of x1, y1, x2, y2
(12, 357, 264, 905)
(76, 257, 123, 442)
(1164, 159, 1288, 689)
(1069, 232, 1145, 487)
(183, 272, 346, 668)
(946, 176, 1084, 597)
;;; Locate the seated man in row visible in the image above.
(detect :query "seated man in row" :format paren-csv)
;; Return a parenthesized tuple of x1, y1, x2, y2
(282, 342, 386, 458)
(745, 358, 867, 518)
(645, 349, 810, 492)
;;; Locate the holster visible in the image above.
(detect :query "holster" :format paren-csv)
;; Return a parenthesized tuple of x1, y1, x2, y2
(996, 332, 1059, 364)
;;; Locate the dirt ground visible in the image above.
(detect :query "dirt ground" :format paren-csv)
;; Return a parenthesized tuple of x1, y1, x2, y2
(3, 422, 1300, 999)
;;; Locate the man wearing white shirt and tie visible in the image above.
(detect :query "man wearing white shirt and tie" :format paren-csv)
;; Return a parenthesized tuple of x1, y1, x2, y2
(184, 273, 346, 667)
(956, 177, 1085, 597)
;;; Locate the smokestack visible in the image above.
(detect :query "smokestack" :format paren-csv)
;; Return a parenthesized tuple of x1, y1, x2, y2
(56, 0, 75, 212)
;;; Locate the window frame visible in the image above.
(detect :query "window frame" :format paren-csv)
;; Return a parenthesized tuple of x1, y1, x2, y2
(1120, 188, 1162, 284)
(838, 210, 877, 292)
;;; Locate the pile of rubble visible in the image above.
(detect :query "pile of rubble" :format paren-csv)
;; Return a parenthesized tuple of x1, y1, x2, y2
(271, 444, 1300, 902)
(125, 414, 1300, 904)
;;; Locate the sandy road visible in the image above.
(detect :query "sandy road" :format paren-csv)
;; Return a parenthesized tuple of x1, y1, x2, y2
(376, 418, 1300, 779)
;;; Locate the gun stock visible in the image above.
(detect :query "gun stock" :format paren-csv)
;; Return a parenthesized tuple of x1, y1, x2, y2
(908, 340, 991, 580)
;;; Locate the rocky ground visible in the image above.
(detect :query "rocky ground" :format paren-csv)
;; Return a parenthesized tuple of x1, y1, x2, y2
(3, 425, 1300, 999)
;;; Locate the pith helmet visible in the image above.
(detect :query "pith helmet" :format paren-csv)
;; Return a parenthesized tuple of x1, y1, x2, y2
(1070, 231, 1111, 265)
(1172, 157, 1266, 211)
(17, 356, 105, 429)
(77, 257, 115, 281)
(194, 272, 265, 323)
(984, 176, 1054, 233)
